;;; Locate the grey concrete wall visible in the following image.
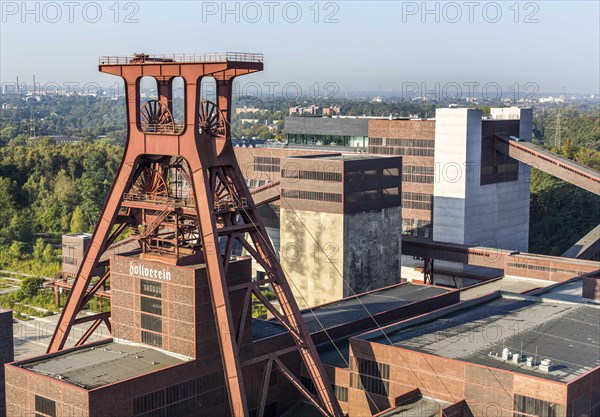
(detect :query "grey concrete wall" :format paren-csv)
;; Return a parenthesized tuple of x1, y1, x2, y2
(343, 207, 403, 297)
(432, 108, 478, 245)
(280, 209, 345, 308)
(280, 206, 403, 308)
(433, 108, 531, 253)
(0, 309, 14, 417)
(463, 108, 531, 252)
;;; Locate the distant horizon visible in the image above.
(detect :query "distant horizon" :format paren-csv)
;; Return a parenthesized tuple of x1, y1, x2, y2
(2, 1, 598, 93)
(2, 80, 598, 99)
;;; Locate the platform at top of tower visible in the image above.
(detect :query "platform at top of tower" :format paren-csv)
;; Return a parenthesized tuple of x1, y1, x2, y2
(99, 52, 263, 66)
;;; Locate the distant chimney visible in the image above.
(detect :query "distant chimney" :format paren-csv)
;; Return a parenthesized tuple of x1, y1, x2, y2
(582, 275, 600, 303)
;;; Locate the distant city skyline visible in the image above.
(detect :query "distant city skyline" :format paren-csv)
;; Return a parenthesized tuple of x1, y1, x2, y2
(1, 1, 599, 94)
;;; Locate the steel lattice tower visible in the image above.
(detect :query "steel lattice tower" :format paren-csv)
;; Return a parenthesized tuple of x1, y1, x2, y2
(48, 53, 343, 417)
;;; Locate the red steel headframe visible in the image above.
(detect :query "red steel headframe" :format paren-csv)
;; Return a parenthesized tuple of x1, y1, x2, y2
(47, 53, 343, 417)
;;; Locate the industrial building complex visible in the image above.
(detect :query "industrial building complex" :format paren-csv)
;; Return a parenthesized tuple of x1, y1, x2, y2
(2, 52, 600, 417)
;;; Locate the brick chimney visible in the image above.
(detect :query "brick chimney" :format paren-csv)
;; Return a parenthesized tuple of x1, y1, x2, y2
(582, 273, 600, 303)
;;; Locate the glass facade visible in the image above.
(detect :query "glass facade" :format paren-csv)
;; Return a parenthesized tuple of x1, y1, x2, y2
(287, 133, 369, 147)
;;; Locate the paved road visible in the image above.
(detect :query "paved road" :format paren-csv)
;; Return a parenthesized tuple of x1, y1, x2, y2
(12, 313, 110, 360)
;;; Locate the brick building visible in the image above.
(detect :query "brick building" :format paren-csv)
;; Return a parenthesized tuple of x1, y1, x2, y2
(239, 107, 534, 287)
(5, 269, 460, 417)
(347, 276, 600, 417)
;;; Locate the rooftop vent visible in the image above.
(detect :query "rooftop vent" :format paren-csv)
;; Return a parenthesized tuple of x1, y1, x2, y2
(539, 359, 554, 372)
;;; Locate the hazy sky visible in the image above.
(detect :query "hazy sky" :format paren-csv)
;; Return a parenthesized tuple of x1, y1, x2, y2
(1, 1, 599, 95)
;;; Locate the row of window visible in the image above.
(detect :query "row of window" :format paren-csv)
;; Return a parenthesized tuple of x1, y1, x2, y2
(371, 138, 435, 148)
(254, 157, 281, 165)
(349, 358, 391, 397)
(133, 372, 226, 416)
(404, 165, 435, 175)
(570, 390, 600, 417)
(403, 201, 432, 211)
(514, 394, 564, 417)
(346, 188, 401, 204)
(254, 164, 280, 172)
(506, 262, 584, 276)
(281, 189, 342, 203)
(402, 192, 433, 203)
(254, 157, 280, 173)
(282, 169, 343, 182)
(370, 146, 435, 157)
(403, 174, 434, 184)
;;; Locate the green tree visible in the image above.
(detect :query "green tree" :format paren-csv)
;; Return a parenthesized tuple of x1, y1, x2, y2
(17, 277, 45, 299)
(42, 244, 55, 264)
(8, 241, 26, 259)
(70, 206, 87, 233)
(33, 238, 46, 261)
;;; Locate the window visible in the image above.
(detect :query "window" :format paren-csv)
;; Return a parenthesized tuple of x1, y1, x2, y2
(402, 192, 433, 211)
(133, 374, 226, 416)
(334, 385, 349, 402)
(281, 189, 342, 203)
(141, 296, 162, 315)
(254, 157, 280, 173)
(281, 169, 342, 182)
(350, 357, 390, 397)
(514, 394, 564, 417)
(134, 391, 164, 416)
(141, 330, 162, 347)
(141, 313, 162, 333)
(141, 279, 162, 297)
(35, 395, 56, 417)
(166, 380, 196, 404)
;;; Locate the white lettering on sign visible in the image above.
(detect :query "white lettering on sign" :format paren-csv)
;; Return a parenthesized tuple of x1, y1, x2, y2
(129, 262, 172, 281)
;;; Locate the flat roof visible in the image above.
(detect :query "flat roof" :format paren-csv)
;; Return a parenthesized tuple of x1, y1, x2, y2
(254, 283, 451, 343)
(302, 283, 450, 334)
(459, 276, 552, 301)
(529, 276, 598, 304)
(379, 396, 449, 417)
(17, 341, 185, 389)
(317, 338, 350, 368)
(308, 284, 451, 367)
(361, 293, 600, 382)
